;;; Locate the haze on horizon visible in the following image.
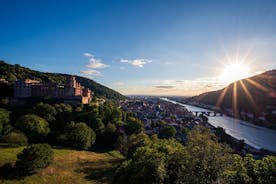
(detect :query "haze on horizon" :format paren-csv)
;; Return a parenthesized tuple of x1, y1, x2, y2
(1, 0, 276, 96)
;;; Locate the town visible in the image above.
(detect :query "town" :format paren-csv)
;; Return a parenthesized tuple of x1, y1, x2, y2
(121, 96, 276, 157)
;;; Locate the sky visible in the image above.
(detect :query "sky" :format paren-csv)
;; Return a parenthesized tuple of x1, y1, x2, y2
(1, 0, 276, 96)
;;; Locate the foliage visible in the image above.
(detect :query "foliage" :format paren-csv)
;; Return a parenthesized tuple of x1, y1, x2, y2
(91, 118, 105, 134)
(34, 102, 57, 122)
(126, 133, 150, 157)
(0, 108, 10, 136)
(15, 114, 50, 142)
(114, 126, 233, 184)
(184, 125, 232, 184)
(15, 144, 54, 175)
(113, 146, 167, 184)
(3, 132, 28, 147)
(224, 154, 276, 184)
(100, 101, 123, 124)
(0, 60, 125, 100)
(158, 125, 177, 139)
(125, 117, 143, 135)
(59, 122, 96, 150)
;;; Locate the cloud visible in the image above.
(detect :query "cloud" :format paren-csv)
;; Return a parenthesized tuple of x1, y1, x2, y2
(84, 52, 94, 57)
(119, 58, 152, 68)
(86, 58, 110, 69)
(80, 69, 101, 77)
(114, 77, 227, 96)
(154, 85, 175, 89)
(80, 52, 110, 78)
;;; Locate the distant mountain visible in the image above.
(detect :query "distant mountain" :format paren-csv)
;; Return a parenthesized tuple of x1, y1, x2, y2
(189, 70, 276, 128)
(0, 60, 125, 100)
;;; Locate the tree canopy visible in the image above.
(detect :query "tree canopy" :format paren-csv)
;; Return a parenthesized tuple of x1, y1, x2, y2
(59, 122, 96, 150)
(15, 114, 50, 142)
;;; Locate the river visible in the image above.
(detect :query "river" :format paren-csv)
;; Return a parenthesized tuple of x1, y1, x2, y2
(161, 98, 276, 152)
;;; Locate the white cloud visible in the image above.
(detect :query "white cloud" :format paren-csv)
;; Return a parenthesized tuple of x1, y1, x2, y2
(80, 69, 101, 77)
(120, 59, 129, 63)
(86, 58, 110, 69)
(83, 52, 94, 57)
(119, 58, 152, 68)
(80, 52, 110, 78)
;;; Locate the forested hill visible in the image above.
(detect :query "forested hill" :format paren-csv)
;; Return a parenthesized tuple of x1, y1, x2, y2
(188, 70, 276, 115)
(0, 60, 125, 100)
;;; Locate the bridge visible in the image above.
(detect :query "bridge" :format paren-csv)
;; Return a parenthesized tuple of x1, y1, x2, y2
(192, 111, 223, 117)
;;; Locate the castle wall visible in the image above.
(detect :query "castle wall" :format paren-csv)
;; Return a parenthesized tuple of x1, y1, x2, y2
(14, 77, 93, 104)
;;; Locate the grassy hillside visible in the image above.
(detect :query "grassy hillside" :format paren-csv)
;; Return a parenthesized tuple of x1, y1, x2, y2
(0, 147, 124, 184)
(0, 61, 125, 100)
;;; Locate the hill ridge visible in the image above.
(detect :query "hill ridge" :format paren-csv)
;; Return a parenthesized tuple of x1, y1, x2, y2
(188, 70, 276, 129)
(0, 60, 125, 100)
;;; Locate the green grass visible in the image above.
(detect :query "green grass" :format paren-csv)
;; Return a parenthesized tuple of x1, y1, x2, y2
(0, 146, 124, 184)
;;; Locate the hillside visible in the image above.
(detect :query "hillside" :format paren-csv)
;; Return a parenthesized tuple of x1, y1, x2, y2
(189, 70, 276, 127)
(0, 61, 125, 100)
(0, 147, 124, 184)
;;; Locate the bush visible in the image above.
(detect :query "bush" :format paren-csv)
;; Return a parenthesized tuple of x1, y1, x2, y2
(59, 122, 96, 150)
(125, 117, 143, 135)
(158, 126, 176, 139)
(15, 114, 50, 142)
(15, 143, 54, 175)
(4, 132, 28, 147)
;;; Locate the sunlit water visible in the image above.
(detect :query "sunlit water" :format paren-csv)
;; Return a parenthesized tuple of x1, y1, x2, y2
(161, 98, 276, 152)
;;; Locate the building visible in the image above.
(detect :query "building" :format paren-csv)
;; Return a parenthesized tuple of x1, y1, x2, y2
(0, 78, 8, 84)
(14, 76, 93, 104)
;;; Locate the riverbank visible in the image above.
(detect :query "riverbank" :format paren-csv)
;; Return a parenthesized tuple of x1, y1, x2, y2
(161, 97, 276, 154)
(170, 98, 276, 131)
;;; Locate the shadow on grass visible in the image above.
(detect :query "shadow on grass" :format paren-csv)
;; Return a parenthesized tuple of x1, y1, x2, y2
(0, 163, 27, 180)
(75, 159, 122, 183)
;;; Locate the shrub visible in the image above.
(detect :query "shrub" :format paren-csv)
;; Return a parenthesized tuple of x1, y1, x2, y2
(15, 143, 54, 175)
(59, 122, 96, 150)
(15, 114, 50, 142)
(158, 125, 177, 139)
(4, 132, 28, 147)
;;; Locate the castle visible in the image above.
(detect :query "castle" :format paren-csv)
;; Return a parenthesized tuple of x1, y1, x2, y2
(14, 76, 93, 104)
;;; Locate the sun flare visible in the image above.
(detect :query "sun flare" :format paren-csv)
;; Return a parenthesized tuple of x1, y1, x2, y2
(219, 62, 250, 84)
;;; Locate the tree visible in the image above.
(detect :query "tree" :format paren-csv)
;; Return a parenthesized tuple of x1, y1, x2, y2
(15, 144, 54, 175)
(34, 103, 57, 122)
(59, 122, 96, 150)
(6, 73, 16, 82)
(257, 156, 276, 184)
(165, 149, 189, 184)
(115, 135, 127, 155)
(225, 154, 276, 184)
(105, 123, 116, 134)
(91, 118, 105, 135)
(0, 108, 10, 137)
(111, 107, 123, 125)
(127, 133, 150, 157)
(224, 155, 252, 184)
(113, 146, 167, 184)
(158, 125, 176, 139)
(185, 125, 232, 184)
(15, 114, 50, 142)
(53, 103, 73, 130)
(4, 132, 28, 147)
(125, 117, 143, 135)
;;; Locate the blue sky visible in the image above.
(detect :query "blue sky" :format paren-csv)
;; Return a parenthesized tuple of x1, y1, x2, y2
(1, 0, 276, 96)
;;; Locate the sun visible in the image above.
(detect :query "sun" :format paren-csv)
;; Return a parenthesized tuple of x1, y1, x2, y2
(219, 62, 250, 84)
